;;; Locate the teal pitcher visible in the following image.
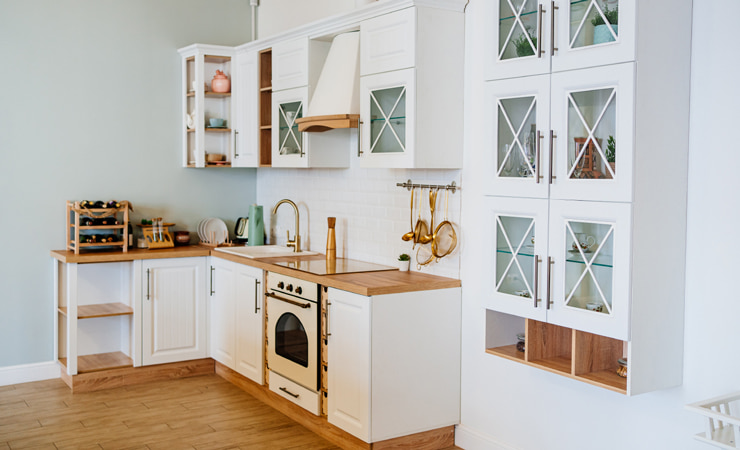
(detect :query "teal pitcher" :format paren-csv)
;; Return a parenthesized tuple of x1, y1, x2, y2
(248, 205, 264, 246)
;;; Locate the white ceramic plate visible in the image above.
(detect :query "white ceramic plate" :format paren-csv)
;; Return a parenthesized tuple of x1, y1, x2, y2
(197, 218, 210, 242)
(203, 218, 228, 244)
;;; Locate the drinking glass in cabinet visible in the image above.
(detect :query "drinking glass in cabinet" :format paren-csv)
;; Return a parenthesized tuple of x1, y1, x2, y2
(497, 96, 537, 179)
(569, 0, 619, 49)
(279, 101, 303, 155)
(564, 220, 614, 315)
(498, 0, 540, 60)
(369, 86, 406, 154)
(567, 87, 616, 180)
(495, 215, 536, 299)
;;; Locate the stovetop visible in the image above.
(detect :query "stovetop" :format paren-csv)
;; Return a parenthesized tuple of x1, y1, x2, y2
(272, 258, 397, 276)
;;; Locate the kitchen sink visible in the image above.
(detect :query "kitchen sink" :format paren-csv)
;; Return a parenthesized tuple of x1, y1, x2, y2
(214, 245, 318, 259)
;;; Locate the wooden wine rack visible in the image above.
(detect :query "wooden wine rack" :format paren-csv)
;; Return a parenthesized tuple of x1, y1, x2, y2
(66, 201, 130, 254)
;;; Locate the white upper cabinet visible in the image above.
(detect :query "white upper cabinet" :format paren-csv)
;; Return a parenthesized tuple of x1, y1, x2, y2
(485, 0, 635, 81)
(360, 7, 416, 76)
(272, 38, 330, 92)
(233, 50, 259, 167)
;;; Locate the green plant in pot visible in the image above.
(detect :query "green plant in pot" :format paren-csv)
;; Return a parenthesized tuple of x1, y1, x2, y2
(591, 3, 618, 45)
(605, 135, 616, 173)
(512, 28, 537, 57)
(398, 253, 411, 271)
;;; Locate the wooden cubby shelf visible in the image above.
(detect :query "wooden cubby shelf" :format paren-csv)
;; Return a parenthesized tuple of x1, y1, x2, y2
(58, 302, 133, 319)
(59, 351, 133, 374)
(486, 318, 627, 394)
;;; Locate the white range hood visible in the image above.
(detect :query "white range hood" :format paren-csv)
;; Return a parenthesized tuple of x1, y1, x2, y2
(296, 31, 360, 132)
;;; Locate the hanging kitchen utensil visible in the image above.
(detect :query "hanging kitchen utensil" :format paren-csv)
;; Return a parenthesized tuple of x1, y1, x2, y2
(401, 186, 416, 242)
(412, 187, 428, 249)
(416, 242, 435, 269)
(418, 188, 439, 245)
(432, 188, 457, 259)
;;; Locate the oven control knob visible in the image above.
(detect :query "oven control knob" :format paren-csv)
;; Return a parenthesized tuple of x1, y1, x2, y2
(287, 284, 293, 292)
(277, 281, 284, 289)
(295, 286, 302, 295)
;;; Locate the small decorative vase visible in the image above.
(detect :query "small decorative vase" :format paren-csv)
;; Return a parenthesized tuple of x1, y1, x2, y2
(593, 24, 618, 45)
(398, 260, 410, 271)
(211, 70, 231, 93)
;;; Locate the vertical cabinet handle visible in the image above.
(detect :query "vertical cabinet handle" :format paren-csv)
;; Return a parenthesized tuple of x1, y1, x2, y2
(533, 256, 541, 308)
(234, 130, 239, 158)
(210, 266, 215, 296)
(254, 280, 261, 314)
(146, 268, 151, 301)
(550, 1, 559, 55)
(546, 257, 554, 309)
(357, 121, 363, 157)
(326, 301, 332, 338)
(549, 130, 557, 184)
(537, 4, 545, 58)
(536, 130, 543, 183)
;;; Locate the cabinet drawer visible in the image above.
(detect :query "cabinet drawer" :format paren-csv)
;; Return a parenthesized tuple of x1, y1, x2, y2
(360, 7, 416, 76)
(269, 370, 320, 415)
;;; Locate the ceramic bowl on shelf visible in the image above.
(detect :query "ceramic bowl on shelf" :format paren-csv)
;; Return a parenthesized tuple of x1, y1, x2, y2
(209, 118, 225, 127)
(205, 153, 225, 162)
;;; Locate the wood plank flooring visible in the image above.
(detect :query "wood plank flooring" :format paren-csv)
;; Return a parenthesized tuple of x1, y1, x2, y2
(0, 374, 342, 449)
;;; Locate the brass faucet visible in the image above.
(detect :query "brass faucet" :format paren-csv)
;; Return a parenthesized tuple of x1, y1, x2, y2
(271, 199, 301, 252)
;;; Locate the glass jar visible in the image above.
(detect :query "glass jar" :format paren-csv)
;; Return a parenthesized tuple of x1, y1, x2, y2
(616, 358, 628, 378)
(516, 333, 526, 353)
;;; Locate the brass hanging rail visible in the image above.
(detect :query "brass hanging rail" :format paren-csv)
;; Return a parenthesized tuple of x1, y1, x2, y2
(396, 179, 460, 194)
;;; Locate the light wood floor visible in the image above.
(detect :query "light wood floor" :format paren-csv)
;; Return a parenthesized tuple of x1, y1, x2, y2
(0, 374, 342, 449)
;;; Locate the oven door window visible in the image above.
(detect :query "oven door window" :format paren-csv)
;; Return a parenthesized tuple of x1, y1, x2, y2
(275, 312, 308, 367)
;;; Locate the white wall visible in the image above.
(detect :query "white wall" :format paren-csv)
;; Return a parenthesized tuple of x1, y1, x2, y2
(0, 1, 255, 367)
(257, 0, 357, 38)
(457, 1, 740, 449)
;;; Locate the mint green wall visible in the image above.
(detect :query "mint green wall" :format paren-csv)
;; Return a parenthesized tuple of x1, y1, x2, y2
(0, 1, 255, 367)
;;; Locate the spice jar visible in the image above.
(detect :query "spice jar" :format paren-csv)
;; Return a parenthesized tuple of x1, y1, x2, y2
(516, 333, 526, 353)
(616, 358, 628, 378)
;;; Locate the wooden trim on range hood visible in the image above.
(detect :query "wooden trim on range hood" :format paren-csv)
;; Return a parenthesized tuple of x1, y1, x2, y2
(296, 114, 360, 133)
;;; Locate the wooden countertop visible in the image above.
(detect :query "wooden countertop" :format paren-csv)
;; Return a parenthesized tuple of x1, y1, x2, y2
(51, 246, 461, 296)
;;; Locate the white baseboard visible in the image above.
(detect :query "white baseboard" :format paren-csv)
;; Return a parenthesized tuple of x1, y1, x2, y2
(455, 424, 519, 450)
(0, 361, 60, 386)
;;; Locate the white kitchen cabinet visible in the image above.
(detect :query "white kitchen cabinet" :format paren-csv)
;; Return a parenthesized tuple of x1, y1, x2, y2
(485, 0, 636, 81)
(358, 5, 464, 169)
(326, 287, 461, 443)
(179, 44, 236, 168)
(141, 257, 207, 366)
(209, 257, 264, 384)
(55, 260, 137, 376)
(271, 37, 329, 93)
(233, 50, 259, 167)
(486, 63, 634, 203)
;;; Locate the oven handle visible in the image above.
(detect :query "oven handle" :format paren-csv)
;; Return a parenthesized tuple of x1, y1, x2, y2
(265, 291, 312, 309)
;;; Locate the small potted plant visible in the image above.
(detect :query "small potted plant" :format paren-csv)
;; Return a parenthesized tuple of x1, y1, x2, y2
(591, 3, 618, 45)
(513, 28, 537, 57)
(605, 135, 616, 173)
(398, 253, 411, 271)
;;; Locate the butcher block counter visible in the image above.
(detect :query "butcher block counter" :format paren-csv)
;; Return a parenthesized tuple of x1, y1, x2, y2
(50, 246, 460, 296)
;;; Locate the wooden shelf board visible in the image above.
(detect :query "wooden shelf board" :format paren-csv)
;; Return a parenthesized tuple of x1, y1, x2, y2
(204, 54, 231, 62)
(205, 92, 231, 97)
(260, 125, 272, 130)
(529, 355, 572, 375)
(79, 225, 124, 230)
(82, 302, 134, 319)
(260, 86, 272, 92)
(206, 162, 232, 168)
(577, 369, 627, 394)
(60, 351, 133, 374)
(76, 242, 125, 248)
(486, 345, 525, 363)
(186, 91, 195, 97)
(205, 127, 232, 132)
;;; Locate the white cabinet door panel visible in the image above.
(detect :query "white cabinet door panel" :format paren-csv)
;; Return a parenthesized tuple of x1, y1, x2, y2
(210, 258, 236, 368)
(234, 264, 264, 384)
(360, 7, 416, 76)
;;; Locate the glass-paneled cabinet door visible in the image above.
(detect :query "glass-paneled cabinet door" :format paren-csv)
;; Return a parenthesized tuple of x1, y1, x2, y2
(359, 68, 415, 168)
(551, 0, 635, 73)
(485, 0, 550, 81)
(487, 196, 548, 321)
(547, 199, 631, 341)
(272, 87, 308, 168)
(550, 62, 634, 202)
(486, 74, 550, 199)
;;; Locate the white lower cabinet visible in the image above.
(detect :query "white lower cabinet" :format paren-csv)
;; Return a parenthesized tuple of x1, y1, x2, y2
(140, 257, 208, 366)
(326, 287, 461, 443)
(209, 257, 264, 384)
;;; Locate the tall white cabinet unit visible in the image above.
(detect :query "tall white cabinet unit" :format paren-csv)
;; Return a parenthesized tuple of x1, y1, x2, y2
(139, 257, 207, 366)
(358, 4, 464, 168)
(233, 50, 260, 167)
(482, 0, 693, 395)
(209, 256, 264, 384)
(325, 287, 461, 442)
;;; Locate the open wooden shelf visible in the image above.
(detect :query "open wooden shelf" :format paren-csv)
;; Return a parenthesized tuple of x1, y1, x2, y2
(77, 225, 125, 230)
(205, 127, 232, 132)
(59, 351, 133, 373)
(485, 344, 524, 363)
(58, 302, 133, 319)
(259, 48, 272, 167)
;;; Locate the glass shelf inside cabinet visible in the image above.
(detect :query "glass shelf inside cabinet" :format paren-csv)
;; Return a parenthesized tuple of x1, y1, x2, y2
(278, 101, 303, 156)
(564, 220, 614, 315)
(569, 0, 619, 49)
(495, 215, 537, 299)
(567, 87, 617, 180)
(499, 0, 539, 60)
(498, 96, 537, 179)
(369, 86, 406, 154)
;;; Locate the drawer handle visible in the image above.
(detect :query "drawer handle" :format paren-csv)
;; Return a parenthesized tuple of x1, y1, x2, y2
(279, 386, 300, 399)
